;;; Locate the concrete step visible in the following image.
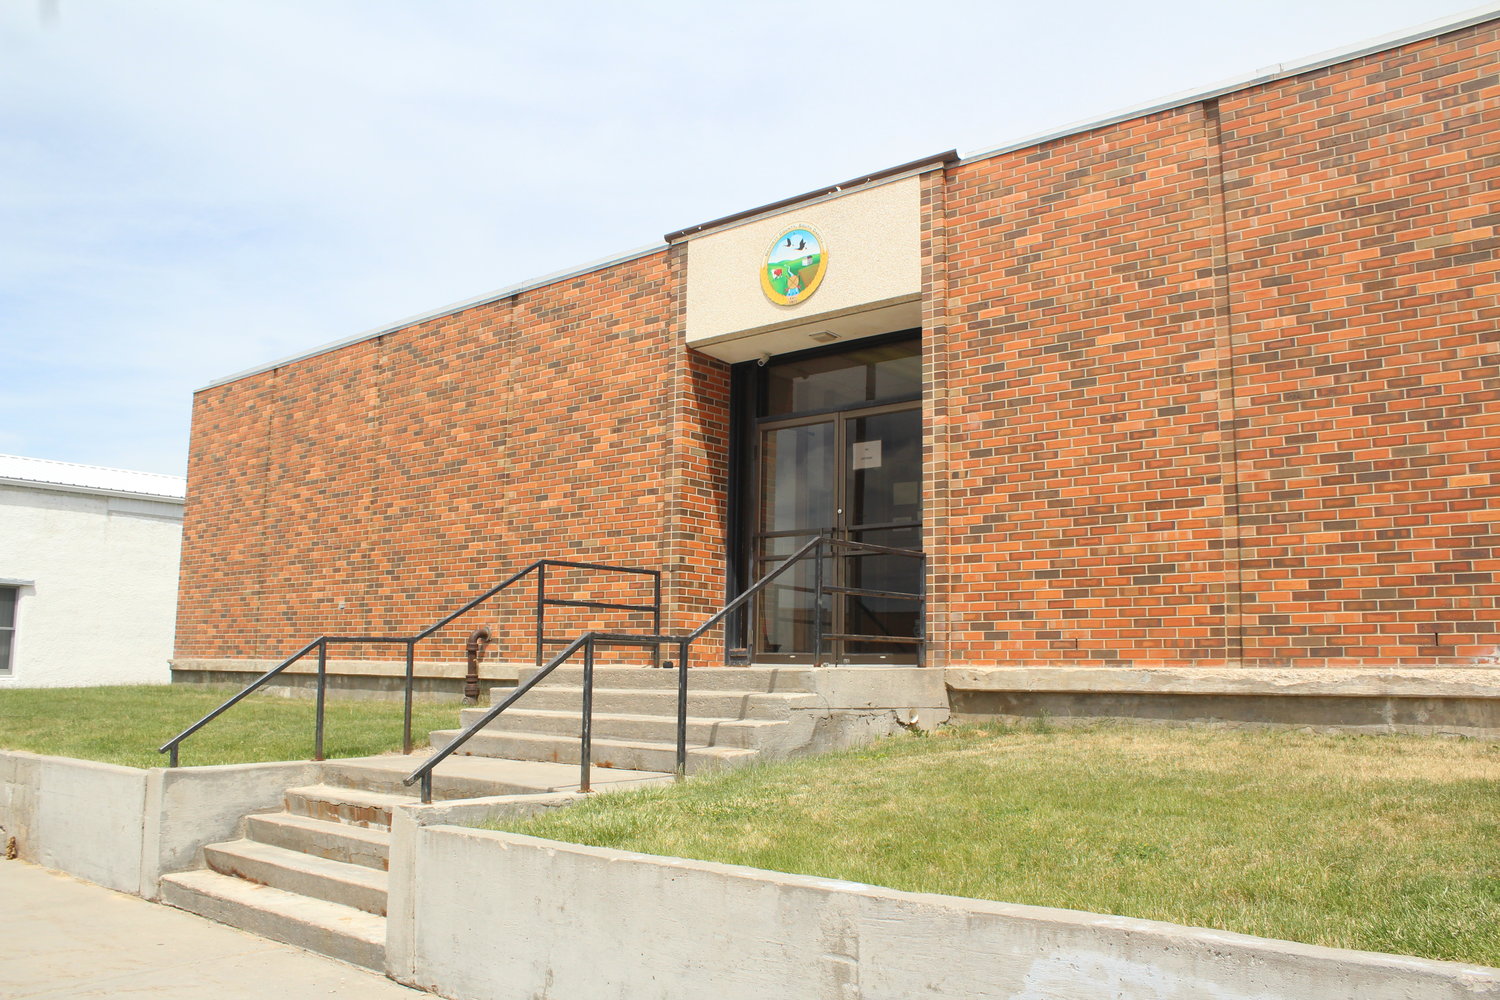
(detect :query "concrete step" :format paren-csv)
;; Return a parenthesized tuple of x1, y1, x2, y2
(492, 685, 818, 719)
(515, 665, 821, 692)
(429, 728, 758, 774)
(159, 869, 385, 971)
(245, 812, 389, 872)
(203, 838, 389, 916)
(458, 706, 786, 749)
(284, 783, 414, 830)
(322, 754, 673, 798)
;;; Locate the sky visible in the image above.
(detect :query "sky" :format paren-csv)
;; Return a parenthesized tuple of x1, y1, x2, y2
(0, 0, 1487, 476)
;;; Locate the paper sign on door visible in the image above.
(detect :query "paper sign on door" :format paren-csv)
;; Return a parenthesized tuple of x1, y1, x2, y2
(852, 440, 882, 470)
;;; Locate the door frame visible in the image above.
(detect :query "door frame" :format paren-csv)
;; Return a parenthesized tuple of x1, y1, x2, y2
(725, 329, 924, 664)
(749, 398, 922, 664)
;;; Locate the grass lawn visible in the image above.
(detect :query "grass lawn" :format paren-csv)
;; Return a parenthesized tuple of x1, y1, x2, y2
(495, 722, 1500, 966)
(0, 684, 461, 769)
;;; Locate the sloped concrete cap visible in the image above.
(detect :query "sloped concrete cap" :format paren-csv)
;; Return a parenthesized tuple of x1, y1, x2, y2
(946, 666, 1500, 699)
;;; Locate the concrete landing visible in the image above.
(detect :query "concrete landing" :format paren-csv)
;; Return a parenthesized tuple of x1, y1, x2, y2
(0, 859, 424, 998)
(328, 752, 675, 797)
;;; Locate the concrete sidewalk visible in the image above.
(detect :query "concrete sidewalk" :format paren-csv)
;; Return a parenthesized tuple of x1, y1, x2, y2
(0, 860, 425, 999)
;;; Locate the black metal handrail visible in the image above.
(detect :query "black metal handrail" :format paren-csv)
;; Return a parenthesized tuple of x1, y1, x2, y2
(158, 559, 660, 767)
(402, 629, 685, 802)
(402, 535, 923, 801)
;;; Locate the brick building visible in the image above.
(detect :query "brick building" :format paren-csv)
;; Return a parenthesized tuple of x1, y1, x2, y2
(174, 11, 1499, 731)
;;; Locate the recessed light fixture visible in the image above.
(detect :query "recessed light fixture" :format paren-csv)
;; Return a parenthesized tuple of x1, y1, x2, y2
(809, 331, 840, 343)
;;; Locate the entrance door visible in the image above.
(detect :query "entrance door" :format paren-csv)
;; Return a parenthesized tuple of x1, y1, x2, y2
(753, 402, 921, 662)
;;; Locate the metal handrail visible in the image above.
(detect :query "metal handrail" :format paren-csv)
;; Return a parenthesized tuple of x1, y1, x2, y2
(402, 630, 683, 802)
(401, 535, 924, 802)
(158, 559, 661, 767)
(688, 535, 924, 664)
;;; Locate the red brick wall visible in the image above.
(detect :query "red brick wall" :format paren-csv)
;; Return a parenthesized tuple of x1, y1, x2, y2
(176, 249, 729, 668)
(179, 21, 1496, 674)
(1222, 22, 1500, 667)
(663, 243, 733, 653)
(937, 105, 1236, 668)
(933, 20, 1499, 668)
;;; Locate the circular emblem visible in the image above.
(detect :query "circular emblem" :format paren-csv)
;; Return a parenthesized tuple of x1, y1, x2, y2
(761, 226, 826, 306)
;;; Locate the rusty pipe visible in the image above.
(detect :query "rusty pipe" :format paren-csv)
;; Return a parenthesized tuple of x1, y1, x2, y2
(464, 626, 493, 705)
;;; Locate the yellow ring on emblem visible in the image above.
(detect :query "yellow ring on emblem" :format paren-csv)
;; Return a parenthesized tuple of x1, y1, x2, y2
(761, 225, 827, 306)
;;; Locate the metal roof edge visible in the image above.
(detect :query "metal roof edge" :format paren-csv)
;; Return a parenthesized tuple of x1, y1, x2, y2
(197, 241, 669, 392)
(957, 2, 1500, 166)
(663, 150, 959, 243)
(0, 477, 186, 504)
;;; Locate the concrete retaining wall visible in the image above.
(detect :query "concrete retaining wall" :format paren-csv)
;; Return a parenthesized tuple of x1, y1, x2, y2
(141, 760, 320, 897)
(396, 826, 1500, 1000)
(0, 750, 318, 897)
(0, 751, 149, 893)
(386, 791, 583, 984)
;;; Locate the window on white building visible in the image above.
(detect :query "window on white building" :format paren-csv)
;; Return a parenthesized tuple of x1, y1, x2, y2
(0, 586, 15, 673)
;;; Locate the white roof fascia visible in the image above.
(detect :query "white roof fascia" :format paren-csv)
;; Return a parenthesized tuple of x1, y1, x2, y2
(665, 164, 942, 246)
(0, 478, 187, 504)
(0, 455, 186, 502)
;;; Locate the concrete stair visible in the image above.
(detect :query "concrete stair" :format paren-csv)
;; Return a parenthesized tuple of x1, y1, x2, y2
(457, 707, 787, 748)
(159, 754, 674, 971)
(320, 752, 673, 797)
(202, 838, 389, 915)
(428, 666, 827, 773)
(501, 685, 818, 719)
(155, 668, 870, 969)
(429, 727, 758, 774)
(160, 781, 396, 971)
(519, 664, 823, 692)
(158, 869, 387, 970)
(156, 665, 935, 971)
(244, 811, 391, 870)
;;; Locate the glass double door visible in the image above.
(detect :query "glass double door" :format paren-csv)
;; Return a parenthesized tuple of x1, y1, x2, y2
(753, 402, 921, 662)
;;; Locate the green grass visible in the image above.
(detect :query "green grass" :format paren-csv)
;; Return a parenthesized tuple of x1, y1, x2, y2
(494, 723, 1500, 966)
(0, 685, 460, 769)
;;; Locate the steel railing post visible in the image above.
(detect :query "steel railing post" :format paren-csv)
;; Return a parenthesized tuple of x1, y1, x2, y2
(917, 552, 928, 668)
(580, 636, 594, 793)
(535, 563, 547, 668)
(314, 639, 327, 761)
(676, 638, 689, 781)
(403, 638, 416, 755)
(652, 571, 663, 667)
(812, 538, 825, 668)
(652, 571, 662, 635)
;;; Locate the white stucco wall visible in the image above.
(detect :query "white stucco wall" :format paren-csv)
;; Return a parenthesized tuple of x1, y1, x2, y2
(684, 175, 924, 362)
(0, 484, 182, 686)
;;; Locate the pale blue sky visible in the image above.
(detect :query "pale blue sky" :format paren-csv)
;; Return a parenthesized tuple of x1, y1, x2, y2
(769, 230, 820, 266)
(0, 0, 1482, 475)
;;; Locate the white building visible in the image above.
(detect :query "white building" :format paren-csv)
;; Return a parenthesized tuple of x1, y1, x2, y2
(0, 455, 185, 687)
